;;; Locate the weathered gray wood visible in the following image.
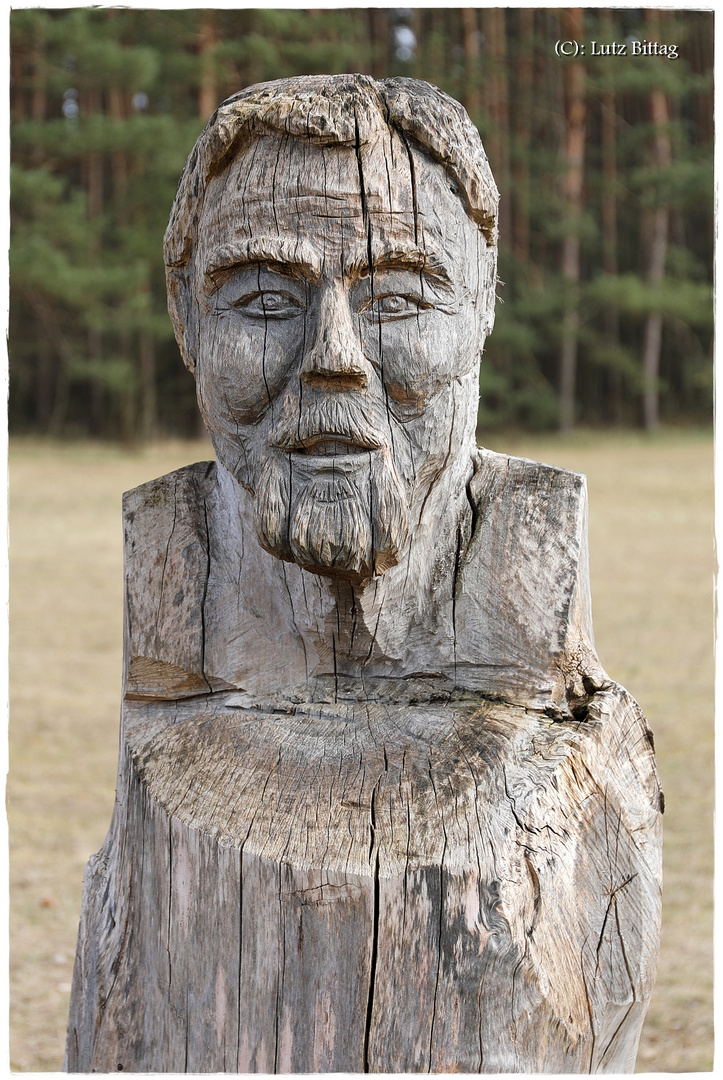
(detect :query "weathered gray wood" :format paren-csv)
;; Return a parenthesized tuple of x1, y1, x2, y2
(121, 451, 602, 713)
(67, 669, 661, 1072)
(66, 74, 662, 1073)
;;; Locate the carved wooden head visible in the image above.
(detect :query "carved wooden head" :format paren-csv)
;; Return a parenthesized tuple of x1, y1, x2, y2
(164, 75, 499, 583)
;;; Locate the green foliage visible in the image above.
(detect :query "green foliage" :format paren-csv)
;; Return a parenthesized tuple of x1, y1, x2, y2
(9, 7, 713, 438)
(587, 273, 712, 325)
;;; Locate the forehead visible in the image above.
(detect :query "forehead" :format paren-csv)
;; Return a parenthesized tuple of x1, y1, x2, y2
(196, 130, 482, 275)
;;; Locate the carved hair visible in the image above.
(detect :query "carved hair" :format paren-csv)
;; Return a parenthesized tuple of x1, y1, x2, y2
(164, 73, 499, 373)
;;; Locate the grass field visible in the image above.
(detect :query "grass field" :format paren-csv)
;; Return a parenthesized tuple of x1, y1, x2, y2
(8, 430, 713, 1072)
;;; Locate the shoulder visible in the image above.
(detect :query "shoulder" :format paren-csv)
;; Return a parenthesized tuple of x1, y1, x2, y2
(123, 460, 217, 530)
(470, 446, 586, 510)
(468, 445, 589, 557)
(455, 446, 596, 710)
(123, 461, 217, 700)
(467, 445, 589, 584)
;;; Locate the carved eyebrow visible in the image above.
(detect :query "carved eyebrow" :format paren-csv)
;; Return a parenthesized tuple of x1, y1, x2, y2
(204, 237, 453, 291)
(360, 246, 453, 289)
(204, 239, 322, 289)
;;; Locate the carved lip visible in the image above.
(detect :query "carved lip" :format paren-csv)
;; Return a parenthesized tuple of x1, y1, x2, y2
(281, 435, 380, 457)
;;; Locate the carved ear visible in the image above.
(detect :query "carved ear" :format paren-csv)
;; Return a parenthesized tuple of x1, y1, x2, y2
(165, 258, 199, 375)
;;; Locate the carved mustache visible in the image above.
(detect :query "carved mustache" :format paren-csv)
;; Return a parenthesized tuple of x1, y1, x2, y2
(268, 395, 386, 454)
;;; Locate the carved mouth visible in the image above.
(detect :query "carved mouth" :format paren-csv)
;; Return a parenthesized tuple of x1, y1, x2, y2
(293, 437, 377, 457)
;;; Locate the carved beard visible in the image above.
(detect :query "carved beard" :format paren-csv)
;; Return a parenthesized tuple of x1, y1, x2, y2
(254, 427, 409, 582)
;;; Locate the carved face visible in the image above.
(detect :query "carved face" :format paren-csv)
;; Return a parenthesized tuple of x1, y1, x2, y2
(194, 131, 490, 581)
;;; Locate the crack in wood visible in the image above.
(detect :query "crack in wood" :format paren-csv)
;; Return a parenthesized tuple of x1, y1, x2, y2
(68, 74, 661, 1076)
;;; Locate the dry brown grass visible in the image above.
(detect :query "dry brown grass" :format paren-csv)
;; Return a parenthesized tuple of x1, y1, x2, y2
(8, 430, 713, 1072)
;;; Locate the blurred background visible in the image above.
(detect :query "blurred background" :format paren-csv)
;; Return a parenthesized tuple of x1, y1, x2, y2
(10, 5, 713, 439)
(8, 6, 714, 1074)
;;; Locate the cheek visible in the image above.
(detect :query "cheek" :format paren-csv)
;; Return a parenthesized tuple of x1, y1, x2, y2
(197, 313, 304, 427)
(364, 311, 478, 420)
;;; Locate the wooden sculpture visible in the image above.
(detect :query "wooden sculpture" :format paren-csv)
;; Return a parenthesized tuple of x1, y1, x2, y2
(66, 75, 662, 1074)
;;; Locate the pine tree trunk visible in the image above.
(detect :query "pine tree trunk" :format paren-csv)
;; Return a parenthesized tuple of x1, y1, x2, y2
(26, 288, 72, 436)
(30, 37, 47, 168)
(558, 8, 586, 434)
(482, 9, 510, 244)
(600, 11, 622, 424)
(36, 337, 53, 428)
(641, 13, 672, 432)
(88, 327, 104, 437)
(139, 328, 157, 442)
(10, 40, 27, 120)
(198, 13, 219, 122)
(84, 91, 104, 227)
(512, 9, 534, 266)
(108, 86, 129, 219)
(368, 9, 389, 79)
(461, 8, 480, 117)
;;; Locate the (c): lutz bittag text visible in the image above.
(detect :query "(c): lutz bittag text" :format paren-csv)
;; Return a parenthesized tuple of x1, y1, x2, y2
(555, 39, 679, 59)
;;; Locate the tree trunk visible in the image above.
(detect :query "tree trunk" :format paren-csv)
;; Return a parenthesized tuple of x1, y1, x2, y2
(10, 39, 27, 121)
(600, 10, 622, 424)
(66, 687, 662, 1073)
(641, 12, 672, 432)
(66, 455, 662, 1074)
(88, 326, 103, 437)
(139, 327, 157, 442)
(29, 34, 47, 166)
(512, 9, 534, 266)
(35, 336, 53, 428)
(198, 13, 219, 122)
(368, 9, 389, 80)
(108, 86, 129, 220)
(26, 287, 72, 436)
(83, 91, 104, 226)
(482, 9, 510, 244)
(461, 8, 481, 118)
(558, 8, 586, 434)
(66, 75, 661, 1073)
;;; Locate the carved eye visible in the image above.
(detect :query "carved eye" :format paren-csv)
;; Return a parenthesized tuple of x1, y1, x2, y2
(370, 294, 429, 319)
(231, 291, 304, 319)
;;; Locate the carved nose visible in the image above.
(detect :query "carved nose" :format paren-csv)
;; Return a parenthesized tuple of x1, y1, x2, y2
(300, 283, 369, 391)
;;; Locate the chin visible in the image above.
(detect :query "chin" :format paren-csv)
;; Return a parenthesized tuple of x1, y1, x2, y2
(254, 446, 409, 585)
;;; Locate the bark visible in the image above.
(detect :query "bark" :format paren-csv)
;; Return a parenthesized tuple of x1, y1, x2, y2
(30, 33, 47, 165)
(81, 89, 105, 435)
(600, 10, 622, 423)
(10, 41, 27, 121)
(108, 86, 129, 220)
(88, 327, 103, 437)
(368, 10, 389, 79)
(461, 8, 481, 117)
(512, 9, 534, 265)
(139, 328, 157, 442)
(35, 336, 53, 428)
(558, 8, 586, 434)
(25, 287, 72, 435)
(641, 12, 672, 432)
(198, 13, 219, 122)
(83, 88, 103, 259)
(482, 9, 510, 244)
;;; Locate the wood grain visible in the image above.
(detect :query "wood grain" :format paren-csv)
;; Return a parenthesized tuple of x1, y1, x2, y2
(66, 453, 662, 1073)
(66, 74, 661, 1073)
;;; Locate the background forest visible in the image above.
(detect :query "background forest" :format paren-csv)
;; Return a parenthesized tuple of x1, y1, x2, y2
(10, 7, 713, 439)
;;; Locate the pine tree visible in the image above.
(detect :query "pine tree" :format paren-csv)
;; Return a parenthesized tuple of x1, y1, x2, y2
(9, 7, 713, 439)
